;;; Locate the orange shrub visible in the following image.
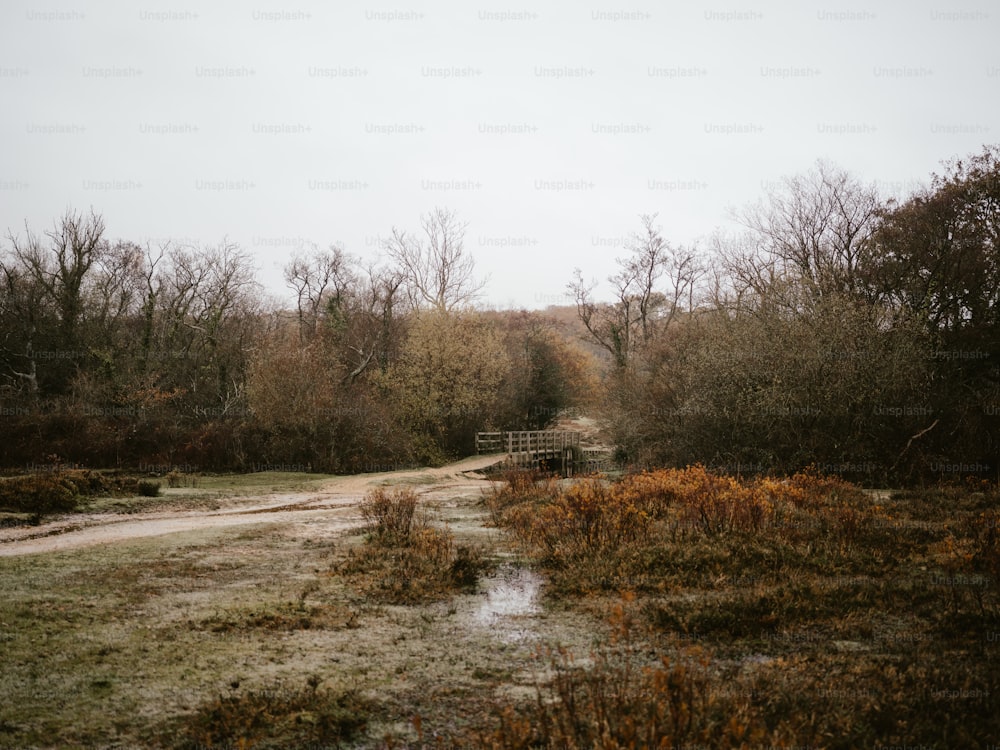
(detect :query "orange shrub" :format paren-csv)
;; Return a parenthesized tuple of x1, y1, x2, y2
(587, 466, 776, 538)
(495, 465, 872, 567)
(782, 466, 868, 508)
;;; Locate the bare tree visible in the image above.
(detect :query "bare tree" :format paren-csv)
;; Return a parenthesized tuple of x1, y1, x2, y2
(11, 210, 105, 343)
(385, 207, 486, 312)
(142, 241, 261, 415)
(0, 262, 45, 395)
(569, 214, 702, 369)
(135, 242, 168, 370)
(340, 262, 406, 381)
(283, 245, 355, 342)
(88, 240, 150, 344)
(2, 209, 106, 393)
(282, 245, 406, 382)
(738, 161, 881, 305)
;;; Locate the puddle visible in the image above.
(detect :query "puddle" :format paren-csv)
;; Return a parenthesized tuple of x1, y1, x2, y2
(471, 563, 543, 642)
(740, 653, 775, 667)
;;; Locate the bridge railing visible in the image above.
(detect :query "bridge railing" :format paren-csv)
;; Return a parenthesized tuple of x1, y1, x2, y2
(475, 432, 506, 454)
(476, 430, 581, 455)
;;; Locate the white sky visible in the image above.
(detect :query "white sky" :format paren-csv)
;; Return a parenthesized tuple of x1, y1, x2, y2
(1, 0, 997, 309)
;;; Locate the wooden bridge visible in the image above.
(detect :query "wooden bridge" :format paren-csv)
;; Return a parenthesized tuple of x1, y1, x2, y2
(475, 430, 582, 475)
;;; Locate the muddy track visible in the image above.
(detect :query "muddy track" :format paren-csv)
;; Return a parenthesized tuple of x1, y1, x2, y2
(0, 454, 504, 557)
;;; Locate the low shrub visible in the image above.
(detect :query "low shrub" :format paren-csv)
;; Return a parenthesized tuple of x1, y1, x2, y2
(470, 650, 774, 749)
(462, 599, 782, 749)
(490, 465, 889, 594)
(342, 486, 491, 604)
(136, 479, 161, 497)
(176, 678, 370, 749)
(340, 525, 489, 605)
(0, 469, 162, 518)
(0, 473, 79, 517)
(458, 584, 1000, 748)
(483, 468, 560, 526)
(466, 472, 1000, 748)
(361, 486, 419, 543)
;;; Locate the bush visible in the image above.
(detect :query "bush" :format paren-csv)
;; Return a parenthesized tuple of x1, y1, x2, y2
(360, 486, 418, 543)
(136, 480, 161, 497)
(340, 525, 490, 605)
(490, 466, 883, 594)
(470, 475, 1000, 747)
(343, 487, 491, 603)
(177, 678, 370, 749)
(163, 470, 199, 488)
(0, 474, 79, 517)
(0, 469, 161, 518)
(483, 468, 560, 527)
(464, 599, 780, 749)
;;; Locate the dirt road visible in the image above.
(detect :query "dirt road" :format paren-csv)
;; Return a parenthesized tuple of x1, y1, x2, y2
(0, 454, 504, 557)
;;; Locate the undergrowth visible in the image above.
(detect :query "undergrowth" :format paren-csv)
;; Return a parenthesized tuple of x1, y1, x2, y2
(486, 465, 945, 594)
(339, 486, 491, 604)
(457, 596, 784, 749)
(0, 469, 148, 520)
(471, 466, 1000, 747)
(173, 677, 370, 749)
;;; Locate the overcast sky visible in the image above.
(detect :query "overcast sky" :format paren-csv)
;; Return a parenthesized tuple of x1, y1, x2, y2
(1, 0, 997, 309)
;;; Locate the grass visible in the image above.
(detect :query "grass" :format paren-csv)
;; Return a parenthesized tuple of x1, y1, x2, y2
(196, 598, 361, 633)
(0, 481, 550, 748)
(463, 603, 780, 749)
(0, 468, 341, 524)
(188, 470, 336, 494)
(36, 470, 339, 516)
(0, 527, 397, 748)
(0, 469, 146, 520)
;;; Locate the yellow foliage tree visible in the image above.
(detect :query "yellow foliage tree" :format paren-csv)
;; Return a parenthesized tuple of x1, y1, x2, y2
(376, 310, 512, 461)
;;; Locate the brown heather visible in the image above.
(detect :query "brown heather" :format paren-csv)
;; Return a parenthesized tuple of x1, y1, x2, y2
(464, 467, 1000, 747)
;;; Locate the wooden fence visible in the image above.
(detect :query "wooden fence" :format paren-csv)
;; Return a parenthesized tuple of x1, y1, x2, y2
(475, 430, 582, 475)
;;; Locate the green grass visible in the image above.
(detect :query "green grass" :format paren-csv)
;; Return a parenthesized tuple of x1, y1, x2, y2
(373, 472, 440, 486)
(72, 470, 339, 514)
(188, 470, 337, 493)
(151, 470, 339, 505)
(0, 469, 340, 520)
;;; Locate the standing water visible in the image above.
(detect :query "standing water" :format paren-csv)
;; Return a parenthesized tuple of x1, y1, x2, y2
(472, 563, 543, 642)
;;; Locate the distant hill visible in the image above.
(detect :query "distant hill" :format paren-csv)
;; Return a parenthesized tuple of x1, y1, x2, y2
(537, 304, 613, 370)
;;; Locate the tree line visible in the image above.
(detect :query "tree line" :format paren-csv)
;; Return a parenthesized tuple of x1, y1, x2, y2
(3, 145, 997, 483)
(0, 207, 593, 472)
(580, 145, 999, 484)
